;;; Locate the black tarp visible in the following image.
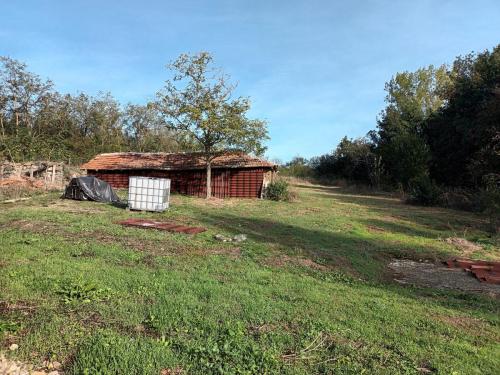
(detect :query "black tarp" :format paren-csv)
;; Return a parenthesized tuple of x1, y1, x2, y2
(63, 176, 119, 203)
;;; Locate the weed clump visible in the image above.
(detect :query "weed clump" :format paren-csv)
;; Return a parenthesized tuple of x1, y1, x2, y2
(56, 279, 112, 304)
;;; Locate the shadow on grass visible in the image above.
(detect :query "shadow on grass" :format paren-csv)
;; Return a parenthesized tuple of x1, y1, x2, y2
(193, 210, 499, 315)
(111, 201, 128, 210)
(357, 218, 444, 239)
(198, 210, 448, 276)
(303, 185, 488, 233)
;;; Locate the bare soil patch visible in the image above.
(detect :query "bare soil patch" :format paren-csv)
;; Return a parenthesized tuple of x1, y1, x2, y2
(160, 368, 184, 375)
(263, 254, 329, 271)
(380, 215, 401, 223)
(0, 300, 37, 317)
(45, 200, 107, 214)
(388, 259, 500, 296)
(367, 225, 386, 233)
(296, 207, 323, 216)
(434, 314, 500, 340)
(436, 315, 487, 332)
(0, 219, 60, 233)
(248, 323, 276, 336)
(196, 247, 241, 257)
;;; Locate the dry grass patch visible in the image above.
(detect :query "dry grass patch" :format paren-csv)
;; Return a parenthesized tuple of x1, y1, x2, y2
(263, 254, 330, 271)
(42, 200, 107, 214)
(445, 237, 482, 256)
(435, 314, 499, 340)
(366, 225, 386, 233)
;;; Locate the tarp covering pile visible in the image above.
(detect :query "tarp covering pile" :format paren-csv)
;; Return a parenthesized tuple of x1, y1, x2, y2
(63, 176, 119, 203)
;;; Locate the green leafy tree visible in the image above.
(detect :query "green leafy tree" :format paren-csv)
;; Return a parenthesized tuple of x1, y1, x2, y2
(156, 52, 268, 198)
(376, 65, 450, 187)
(425, 46, 500, 187)
(0, 56, 53, 161)
(311, 137, 380, 185)
(280, 156, 313, 178)
(123, 103, 182, 153)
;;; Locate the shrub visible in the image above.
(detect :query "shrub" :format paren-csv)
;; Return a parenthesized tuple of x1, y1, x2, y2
(406, 175, 441, 206)
(264, 179, 292, 201)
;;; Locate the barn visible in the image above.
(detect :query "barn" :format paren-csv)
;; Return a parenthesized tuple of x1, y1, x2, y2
(81, 152, 277, 198)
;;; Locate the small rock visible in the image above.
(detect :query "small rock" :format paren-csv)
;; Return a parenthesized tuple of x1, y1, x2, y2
(214, 234, 230, 242)
(32, 371, 47, 375)
(232, 234, 247, 243)
(51, 361, 62, 370)
(9, 343, 19, 351)
(48, 371, 59, 375)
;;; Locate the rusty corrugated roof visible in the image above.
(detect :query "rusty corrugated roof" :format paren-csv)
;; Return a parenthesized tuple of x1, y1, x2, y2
(81, 152, 276, 171)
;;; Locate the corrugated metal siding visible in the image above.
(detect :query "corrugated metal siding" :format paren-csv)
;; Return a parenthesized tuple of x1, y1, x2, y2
(229, 169, 264, 198)
(89, 168, 265, 198)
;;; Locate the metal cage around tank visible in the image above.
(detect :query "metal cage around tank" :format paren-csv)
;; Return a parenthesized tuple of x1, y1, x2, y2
(127, 176, 170, 212)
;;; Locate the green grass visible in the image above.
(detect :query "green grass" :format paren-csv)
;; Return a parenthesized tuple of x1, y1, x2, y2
(0, 183, 499, 374)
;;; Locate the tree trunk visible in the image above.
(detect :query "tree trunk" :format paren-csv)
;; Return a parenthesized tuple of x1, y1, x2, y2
(0, 115, 4, 138)
(206, 160, 212, 199)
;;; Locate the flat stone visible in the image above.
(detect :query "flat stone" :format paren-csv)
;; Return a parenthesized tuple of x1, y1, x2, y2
(214, 234, 230, 242)
(232, 234, 247, 242)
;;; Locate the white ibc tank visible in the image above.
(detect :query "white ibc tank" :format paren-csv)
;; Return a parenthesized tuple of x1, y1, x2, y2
(128, 176, 170, 212)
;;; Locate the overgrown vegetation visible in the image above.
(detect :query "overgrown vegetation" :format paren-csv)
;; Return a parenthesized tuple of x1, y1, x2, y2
(0, 184, 498, 373)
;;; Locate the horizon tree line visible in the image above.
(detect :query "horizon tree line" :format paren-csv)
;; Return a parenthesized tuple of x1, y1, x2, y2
(282, 44, 499, 196)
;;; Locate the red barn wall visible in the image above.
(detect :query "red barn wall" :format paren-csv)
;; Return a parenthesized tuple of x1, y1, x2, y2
(88, 168, 267, 198)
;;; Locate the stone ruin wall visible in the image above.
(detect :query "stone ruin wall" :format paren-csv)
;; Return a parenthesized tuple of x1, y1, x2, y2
(0, 161, 66, 187)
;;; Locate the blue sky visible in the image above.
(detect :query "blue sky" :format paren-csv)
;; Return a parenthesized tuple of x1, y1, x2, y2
(1, 1, 499, 161)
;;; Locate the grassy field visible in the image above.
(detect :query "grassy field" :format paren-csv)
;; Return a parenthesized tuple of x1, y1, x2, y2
(0, 183, 499, 374)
